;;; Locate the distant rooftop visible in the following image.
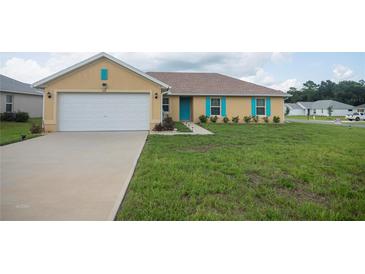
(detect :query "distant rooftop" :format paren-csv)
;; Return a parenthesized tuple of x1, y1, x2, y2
(311, 100, 354, 109)
(297, 101, 313, 109)
(285, 103, 303, 110)
(0, 74, 43, 96)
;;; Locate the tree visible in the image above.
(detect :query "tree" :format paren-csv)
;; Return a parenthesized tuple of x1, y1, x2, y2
(282, 79, 365, 106)
(327, 105, 333, 117)
(285, 106, 290, 116)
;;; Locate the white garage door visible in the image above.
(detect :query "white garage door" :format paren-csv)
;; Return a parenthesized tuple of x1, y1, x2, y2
(58, 93, 150, 131)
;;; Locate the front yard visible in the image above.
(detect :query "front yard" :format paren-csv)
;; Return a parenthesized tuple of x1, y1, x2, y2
(0, 118, 42, 146)
(117, 123, 365, 220)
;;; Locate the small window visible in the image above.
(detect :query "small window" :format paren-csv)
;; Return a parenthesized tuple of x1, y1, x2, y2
(162, 96, 169, 112)
(256, 98, 265, 115)
(5, 95, 13, 112)
(100, 68, 108, 80)
(211, 98, 221, 115)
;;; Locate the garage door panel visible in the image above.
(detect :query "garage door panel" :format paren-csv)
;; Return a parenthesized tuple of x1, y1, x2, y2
(58, 93, 150, 131)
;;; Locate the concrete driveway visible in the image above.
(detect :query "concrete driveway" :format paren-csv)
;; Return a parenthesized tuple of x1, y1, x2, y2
(0, 132, 147, 221)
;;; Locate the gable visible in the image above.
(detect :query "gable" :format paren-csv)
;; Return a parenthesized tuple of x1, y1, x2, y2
(43, 57, 163, 91)
(33, 53, 169, 90)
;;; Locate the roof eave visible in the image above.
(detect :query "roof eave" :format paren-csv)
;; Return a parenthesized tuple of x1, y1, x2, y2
(168, 92, 290, 97)
(32, 52, 170, 90)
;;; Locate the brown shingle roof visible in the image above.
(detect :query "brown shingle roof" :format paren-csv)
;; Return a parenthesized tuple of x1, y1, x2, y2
(147, 72, 287, 97)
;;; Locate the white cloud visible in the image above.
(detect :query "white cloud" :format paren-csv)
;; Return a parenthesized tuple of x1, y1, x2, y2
(240, 67, 300, 92)
(0, 57, 51, 83)
(332, 64, 354, 81)
(270, 79, 301, 91)
(241, 68, 275, 85)
(0, 52, 292, 84)
(0, 53, 95, 83)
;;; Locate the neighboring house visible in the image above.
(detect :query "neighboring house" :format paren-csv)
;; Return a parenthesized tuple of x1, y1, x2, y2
(285, 103, 305, 116)
(33, 52, 288, 132)
(287, 100, 355, 117)
(311, 100, 354, 116)
(297, 101, 314, 116)
(355, 104, 365, 112)
(0, 74, 43, 117)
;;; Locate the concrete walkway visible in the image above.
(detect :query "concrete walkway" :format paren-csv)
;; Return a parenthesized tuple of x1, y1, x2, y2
(287, 119, 365, 128)
(1, 131, 147, 221)
(150, 122, 213, 135)
(183, 122, 214, 135)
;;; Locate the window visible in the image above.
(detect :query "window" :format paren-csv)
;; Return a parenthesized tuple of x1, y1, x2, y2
(211, 98, 221, 115)
(256, 98, 265, 115)
(321, 108, 324, 113)
(100, 68, 108, 80)
(162, 96, 169, 112)
(5, 95, 13, 112)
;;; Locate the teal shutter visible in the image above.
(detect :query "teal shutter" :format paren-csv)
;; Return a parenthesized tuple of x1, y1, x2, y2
(206, 97, 211, 116)
(266, 97, 271, 116)
(251, 97, 256, 116)
(221, 97, 227, 117)
(101, 68, 108, 80)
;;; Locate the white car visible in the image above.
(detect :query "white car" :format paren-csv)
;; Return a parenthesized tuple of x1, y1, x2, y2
(346, 112, 365, 121)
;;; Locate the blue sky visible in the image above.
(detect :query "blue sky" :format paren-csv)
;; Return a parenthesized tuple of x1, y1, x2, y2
(0, 52, 364, 91)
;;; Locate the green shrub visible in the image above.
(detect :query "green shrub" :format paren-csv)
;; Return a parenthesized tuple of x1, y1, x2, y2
(1, 112, 16, 121)
(210, 115, 218, 123)
(273, 116, 281, 123)
(263, 116, 269, 123)
(243, 116, 251, 123)
(199, 115, 208, 123)
(232, 116, 239, 123)
(15, 112, 29, 122)
(30, 123, 42, 134)
(153, 116, 175, 131)
(153, 123, 165, 131)
(223, 117, 229, 123)
(162, 116, 174, 130)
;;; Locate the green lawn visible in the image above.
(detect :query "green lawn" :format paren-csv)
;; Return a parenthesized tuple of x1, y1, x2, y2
(174, 121, 192, 132)
(288, 115, 345, 121)
(117, 123, 365, 220)
(0, 118, 42, 146)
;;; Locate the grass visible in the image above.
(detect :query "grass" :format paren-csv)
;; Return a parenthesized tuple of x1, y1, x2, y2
(0, 118, 42, 146)
(288, 115, 345, 121)
(117, 123, 365, 220)
(174, 121, 192, 132)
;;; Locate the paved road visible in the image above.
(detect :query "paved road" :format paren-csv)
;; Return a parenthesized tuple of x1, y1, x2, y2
(1, 132, 147, 221)
(286, 119, 365, 128)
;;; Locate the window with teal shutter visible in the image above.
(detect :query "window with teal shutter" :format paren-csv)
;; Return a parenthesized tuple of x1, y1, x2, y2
(251, 97, 256, 116)
(266, 97, 271, 116)
(222, 97, 227, 116)
(206, 96, 211, 116)
(100, 68, 108, 80)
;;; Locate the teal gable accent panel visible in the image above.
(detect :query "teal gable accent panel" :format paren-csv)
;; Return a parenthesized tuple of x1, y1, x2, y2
(251, 97, 256, 116)
(206, 96, 211, 116)
(266, 97, 271, 116)
(221, 97, 227, 116)
(101, 68, 108, 80)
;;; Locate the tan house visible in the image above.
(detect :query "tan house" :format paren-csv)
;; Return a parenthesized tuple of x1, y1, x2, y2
(33, 52, 288, 132)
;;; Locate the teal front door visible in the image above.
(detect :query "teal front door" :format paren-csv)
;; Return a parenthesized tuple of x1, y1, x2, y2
(179, 97, 191, 121)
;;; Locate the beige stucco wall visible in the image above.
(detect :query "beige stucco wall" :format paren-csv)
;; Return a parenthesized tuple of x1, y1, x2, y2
(171, 96, 284, 123)
(166, 96, 179, 121)
(42, 57, 163, 132)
